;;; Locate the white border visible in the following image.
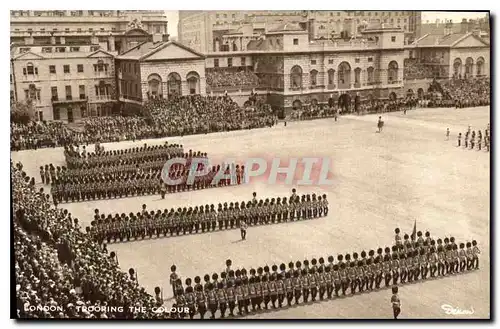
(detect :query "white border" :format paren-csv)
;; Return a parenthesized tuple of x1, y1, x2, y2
(2, 2, 496, 328)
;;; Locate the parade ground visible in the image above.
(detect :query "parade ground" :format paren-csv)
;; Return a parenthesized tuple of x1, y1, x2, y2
(11, 106, 490, 319)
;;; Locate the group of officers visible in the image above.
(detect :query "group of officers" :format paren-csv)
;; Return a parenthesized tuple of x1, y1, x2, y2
(88, 190, 329, 244)
(456, 124, 490, 152)
(164, 234, 480, 319)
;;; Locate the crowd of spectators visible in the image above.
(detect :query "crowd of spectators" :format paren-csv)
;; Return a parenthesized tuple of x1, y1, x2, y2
(206, 69, 259, 89)
(403, 59, 438, 80)
(11, 95, 276, 151)
(441, 78, 490, 108)
(13, 162, 163, 319)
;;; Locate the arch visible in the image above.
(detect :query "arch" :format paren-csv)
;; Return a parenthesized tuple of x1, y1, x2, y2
(311, 99, 318, 106)
(232, 42, 238, 51)
(387, 61, 399, 83)
(292, 99, 302, 110)
(26, 62, 35, 75)
(167, 72, 182, 97)
(389, 92, 397, 101)
(367, 67, 375, 84)
(327, 69, 335, 86)
(354, 67, 362, 86)
(407, 89, 414, 97)
(147, 73, 162, 99)
(338, 61, 351, 89)
(417, 88, 424, 99)
(453, 58, 463, 78)
(338, 93, 351, 111)
(476, 56, 485, 76)
(214, 37, 220, 52)
(310, 69, 318, 87)
(465, 57, 474, 77)
(186, 71, 200, 95)
(290, 65, 303, 89)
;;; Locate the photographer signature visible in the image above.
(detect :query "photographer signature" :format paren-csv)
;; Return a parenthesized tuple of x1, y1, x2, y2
(441, 304, 475, 315)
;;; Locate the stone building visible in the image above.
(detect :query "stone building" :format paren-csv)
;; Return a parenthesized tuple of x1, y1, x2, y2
(115, 41, 206, 112)
(204, 23, 405, 111)
(10, 10, 168, 54)
(178, 10, 421, 53)
(11, 44, 116, 122)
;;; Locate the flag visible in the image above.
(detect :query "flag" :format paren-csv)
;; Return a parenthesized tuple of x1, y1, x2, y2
(410, 220, 417, 241)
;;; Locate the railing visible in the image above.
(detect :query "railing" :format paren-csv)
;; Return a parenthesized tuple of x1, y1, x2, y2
(95, 95, 112, 101)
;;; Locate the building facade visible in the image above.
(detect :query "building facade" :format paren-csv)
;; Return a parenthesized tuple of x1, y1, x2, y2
(178, 10, 421, 54)
(11, 45, 116, 122)
(115, 41, 206, 112)
(10, 10, 169, 54)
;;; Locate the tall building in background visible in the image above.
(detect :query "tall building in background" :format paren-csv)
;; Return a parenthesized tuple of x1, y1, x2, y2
(10, 10, 169, 54)
(178, 10, 421, 54)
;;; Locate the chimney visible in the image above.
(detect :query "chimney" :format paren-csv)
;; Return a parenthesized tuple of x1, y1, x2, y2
(152, 33, 162, 43)
(308, 18, 315, 41)
(461, 19, 468, 33)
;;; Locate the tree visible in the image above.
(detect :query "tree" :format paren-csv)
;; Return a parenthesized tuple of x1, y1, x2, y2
(11, 100, 35, 125)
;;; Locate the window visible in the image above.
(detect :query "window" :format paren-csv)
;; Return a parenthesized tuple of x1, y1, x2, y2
(112, 27, 116, 32)
(26, 63, 34, 75)
(311, 60, 317, 65)
(51, 87, 58, 101)
(404, 18, 407, 23)
(70, 47, 80, 52)
(293, 38, 299, 45)
(77, 28, 82, 32)
(56, 47, 66, 52)
(355, 58, 360, 63)
(20, 47, 31, 53)
(63, 65, 70, 73)
(155, 26, 161, 33)
(49, 65, 56, 74)
(90, 46, 100, 51)
(65, 28, 70, 33)
(223, 14, 227, 18)
(367, 67, 375, 84)
(375, 12, 378, 16)
(228, 58, 233, 67)
(214, 59, 219, 68)
(77, 64, 84, 73)
(42, 47, 52, 53)
(79, 85, 86, 99)
(65, 85, 72, 100)
(310, 70, 318, 86)
(368, 57, 373, 62)
(241, 57, 246, 66)
(328, 59, 334, 64)
(53, 108, 60, 120)
(24, 90, 29, 101)
(391, 18, 394, 24)
(27, 28, 33, 33)
(337, 12, 340, 16)
(391, 36, 396, 42)
(232, 14, 235, 18)
(35, 89, 41, 101)
(89, 28, 93, 32)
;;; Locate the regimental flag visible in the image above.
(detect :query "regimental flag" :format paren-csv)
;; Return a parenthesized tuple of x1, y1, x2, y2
(410, 220, 417, 241)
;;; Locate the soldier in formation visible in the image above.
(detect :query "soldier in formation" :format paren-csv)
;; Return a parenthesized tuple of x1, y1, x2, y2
(90, 191, 329, 244)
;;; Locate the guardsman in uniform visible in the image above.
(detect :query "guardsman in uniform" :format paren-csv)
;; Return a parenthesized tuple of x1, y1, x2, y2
(417, 231, 424, 246)
(459, 243, 467, 272)
(154, 286, 163, 306)
(322, 194, 329, 216)
(241, 276, 250, 314)
(282, 197, 289, 222)
(419, 248, 428, 279)
(226, 280, 236, 317)
(317, 266, 326, 300)
(329, 263, 339, 297)
(392, 286, 401, 319)
(284, 272, 293, 306)
(324, 264, 333, 299)
(235, 279, 245, 315)
(391, 250, 400, 285)
(176, 286, 187, 319)
(339, 263, 349, 295)
(170, 265, 179, 297)
(217, 281, 228, 318)
(261, 275, 271, 309)
(383, 253, 392, 287)
(466, 242, 474, 270)
(472, 240, 480, 269)
(194, 284, 207, 320)
(309, 267, 318, 301)
(248, 277, 257, 311)
(275, 274, 284, 308)
(292, 269, 302, 304)
(223, 203, 229, 230)
(457, 132, 462, 147)
(395, 228, 402, 248)
(206, 283, 218, 319)
(375, 256, 384, 289)
(348, 262, 358, 294)
(437, 246, 446, 276)
(429, 247, 438, 277)
(185, 278, 196, 319)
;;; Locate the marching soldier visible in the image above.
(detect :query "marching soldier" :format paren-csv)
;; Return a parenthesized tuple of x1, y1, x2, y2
(170, 265, 179, 297)
(472, 240, 480, 269)
(217, 282, 228, 318)
(226, 280, 236, 317)
(206, 283, 218, 319)
(185, 278, 196, 319)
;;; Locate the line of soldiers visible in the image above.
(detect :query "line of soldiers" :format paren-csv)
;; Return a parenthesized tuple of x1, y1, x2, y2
(88, 191, 329, 244)
(165, 236, 480, 319)
(50, 161, 244, 204)
(63, 143, 185, 169)
(457, 125, 490, 152)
